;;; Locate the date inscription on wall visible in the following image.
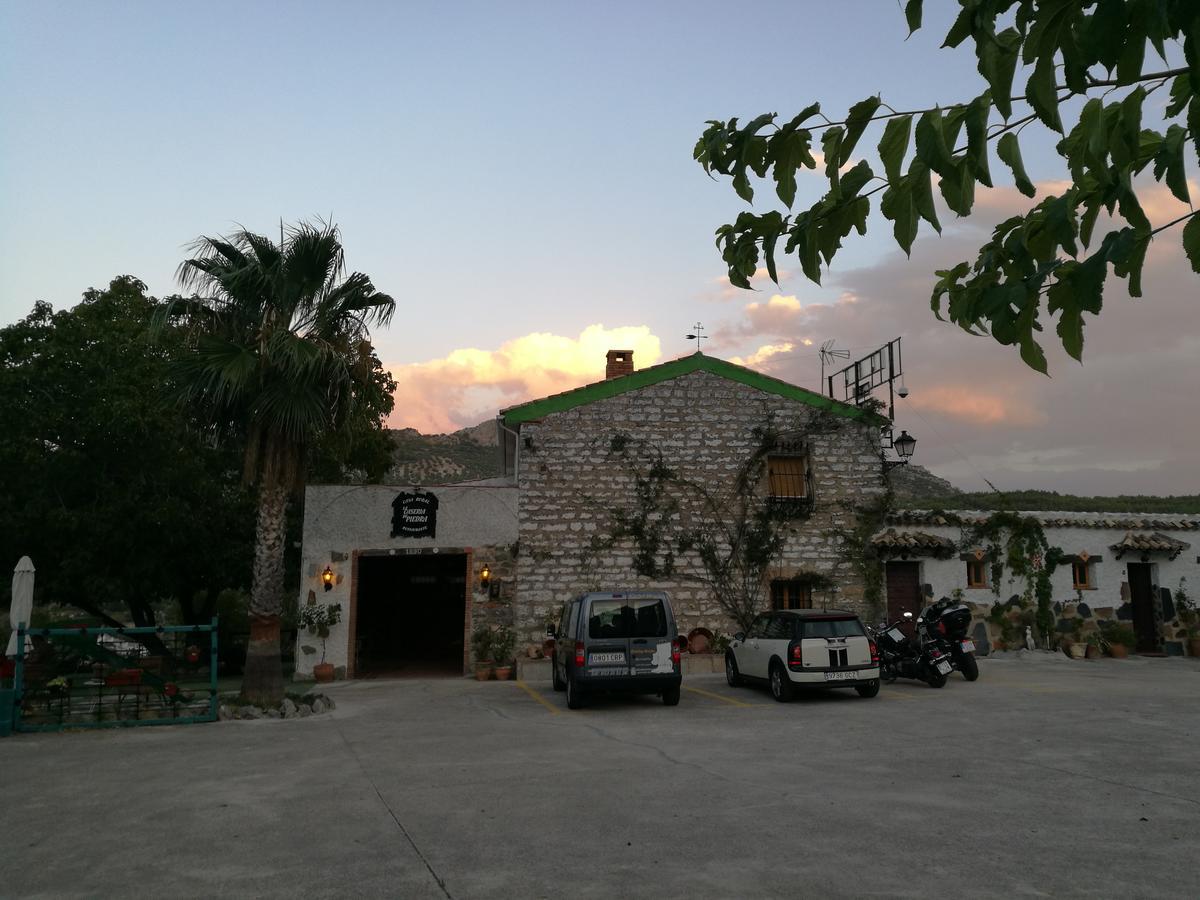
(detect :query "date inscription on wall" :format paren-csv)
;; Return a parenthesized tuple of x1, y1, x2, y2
(391, 491, 438, 539)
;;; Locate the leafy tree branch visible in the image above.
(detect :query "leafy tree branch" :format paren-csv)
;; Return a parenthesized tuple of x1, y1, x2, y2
(696, 1, 1200, 372)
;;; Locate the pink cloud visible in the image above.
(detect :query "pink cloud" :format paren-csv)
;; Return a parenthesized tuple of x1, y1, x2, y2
(385, 325, 663, 433)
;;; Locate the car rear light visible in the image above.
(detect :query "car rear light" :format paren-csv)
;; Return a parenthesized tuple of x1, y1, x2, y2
(671, 645, 681, 665)
(869, 639, 879, 664)
(937, 621, 947, 635)
(788, 642, 803, 669)
(574, 641, 585, 668)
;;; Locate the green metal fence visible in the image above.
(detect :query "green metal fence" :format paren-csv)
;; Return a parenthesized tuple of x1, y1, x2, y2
(10, 619, 219, 732)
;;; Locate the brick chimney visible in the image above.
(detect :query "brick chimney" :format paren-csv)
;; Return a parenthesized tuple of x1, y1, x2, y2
(605, 349, 634, 380)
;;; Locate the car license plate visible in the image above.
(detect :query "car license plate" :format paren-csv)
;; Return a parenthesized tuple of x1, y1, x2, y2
(824, 671, 855, 681)
(936, 660, 952, 675)
(960, 640, 976, 653)
(589, 652, 625, 665)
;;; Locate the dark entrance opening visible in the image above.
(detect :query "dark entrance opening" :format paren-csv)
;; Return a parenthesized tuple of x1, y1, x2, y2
(355, 553, 466, 677)
(886, 561, 921, 635)
(1127, 563, 1161, 654)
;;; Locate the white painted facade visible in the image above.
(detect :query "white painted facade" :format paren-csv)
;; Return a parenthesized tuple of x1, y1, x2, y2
(882, 511, 1199, 653)
(295, 480, 518, 677)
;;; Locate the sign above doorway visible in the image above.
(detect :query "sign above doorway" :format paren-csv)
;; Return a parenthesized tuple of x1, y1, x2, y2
(391, 491, 438, 539)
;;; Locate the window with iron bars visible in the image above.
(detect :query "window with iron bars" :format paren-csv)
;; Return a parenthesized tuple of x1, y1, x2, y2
(767, 452, 814, 515)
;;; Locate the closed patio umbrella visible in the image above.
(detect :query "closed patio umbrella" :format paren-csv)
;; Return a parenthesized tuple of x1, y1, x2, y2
(6, 556, 35, 658)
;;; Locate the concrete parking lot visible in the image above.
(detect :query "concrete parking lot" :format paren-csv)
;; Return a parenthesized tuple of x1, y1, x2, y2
(2, 653, 1199, 898)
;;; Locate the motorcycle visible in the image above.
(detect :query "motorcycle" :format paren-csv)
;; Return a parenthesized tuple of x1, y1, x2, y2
(870, 612, 953, 688)
(917, 598, 980, 682)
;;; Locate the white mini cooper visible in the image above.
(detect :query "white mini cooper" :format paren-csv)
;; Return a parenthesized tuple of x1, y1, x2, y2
(725, 609, 881, 701)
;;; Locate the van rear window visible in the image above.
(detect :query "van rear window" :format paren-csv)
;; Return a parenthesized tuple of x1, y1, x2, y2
(801, 618, 865, 638)
(588, 599, 668, 639)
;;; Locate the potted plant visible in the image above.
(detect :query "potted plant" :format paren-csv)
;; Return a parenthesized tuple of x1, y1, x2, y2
(1099, 622, 1135, 658)
(542, 606, 562, 657)
(1084, 631, 1102, 660)
(1175, 578, 1200, 657)
(490, 626, 517, 681)
(471, 627, 494, 681)
(1064, 616, 1087, 659)
(298, 601, 342, 683)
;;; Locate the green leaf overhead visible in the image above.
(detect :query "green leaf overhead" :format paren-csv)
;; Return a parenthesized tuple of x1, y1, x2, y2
(997, 133, 1037, 197)
(697, 1, 1200, 371)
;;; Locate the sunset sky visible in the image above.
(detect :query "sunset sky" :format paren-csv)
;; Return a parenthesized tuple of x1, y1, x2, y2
(3, 2, 1196, 495)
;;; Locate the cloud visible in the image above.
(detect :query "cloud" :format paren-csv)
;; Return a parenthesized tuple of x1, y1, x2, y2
(699, 178, 1200, 495)
(906, 385, 1047, 427)
(386, 325, 663, 433)
(729, 341, 796, 367)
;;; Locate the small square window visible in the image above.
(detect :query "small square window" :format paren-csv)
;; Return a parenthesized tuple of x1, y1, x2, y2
(771, 579, 813, 610)
(1071, 560, 1094, 590)
(966, 559, 988, 589)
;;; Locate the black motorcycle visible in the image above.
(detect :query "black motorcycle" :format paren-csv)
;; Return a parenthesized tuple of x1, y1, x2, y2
(917, 598, 980, 681)
(870, 613, 953, 688)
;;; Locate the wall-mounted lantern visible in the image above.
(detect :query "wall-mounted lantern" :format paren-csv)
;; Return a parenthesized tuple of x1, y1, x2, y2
(480, 564, 492, 591)
(322, 566, 335, 592)
(883, 429, 917, 471)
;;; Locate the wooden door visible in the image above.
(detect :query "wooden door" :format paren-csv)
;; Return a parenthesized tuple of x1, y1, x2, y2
(886, 562, 921, 633)
(1127, 564, 1160, 653)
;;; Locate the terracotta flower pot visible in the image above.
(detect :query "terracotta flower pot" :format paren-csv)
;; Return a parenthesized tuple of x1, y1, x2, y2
(1188, 637, 1200, 658)
(1108, 643, 1129, 659)
(474, 663, 493, 681)
(1067, 642, 1087, 659)
(494, 665, 513, 682)
(313, 662, 335, 683)
(1084, 644, 1101, 660)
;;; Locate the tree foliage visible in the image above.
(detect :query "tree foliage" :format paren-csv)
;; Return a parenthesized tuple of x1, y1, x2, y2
(695, 1, 1200, 371)
(159, 221, 396, 705)
(0, 277, 254, 624)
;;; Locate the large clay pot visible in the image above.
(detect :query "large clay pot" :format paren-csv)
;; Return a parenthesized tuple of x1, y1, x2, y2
(1084, 643, 1101, 660)
(494, 665, 513, 681)
(1108, 643, 1129, 659)
(1188, 638, 1200, 658)
(313, 662, 334, 683)
(474, 663, 493, 681)
(1067, 642, 1087, 659)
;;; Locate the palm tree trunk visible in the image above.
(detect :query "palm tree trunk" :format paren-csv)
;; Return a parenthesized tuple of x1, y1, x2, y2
(241, 483, 289, 705)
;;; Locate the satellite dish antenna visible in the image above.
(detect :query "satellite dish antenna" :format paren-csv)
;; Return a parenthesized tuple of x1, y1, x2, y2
(819, 340, 850, 392)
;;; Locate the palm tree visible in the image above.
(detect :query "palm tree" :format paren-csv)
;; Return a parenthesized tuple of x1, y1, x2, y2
(160, 221, 395, 705)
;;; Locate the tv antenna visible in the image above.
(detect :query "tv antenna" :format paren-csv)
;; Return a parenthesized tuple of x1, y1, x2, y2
(686, 322, 706, 352)
(827, 337, 903, 421)
(819, 339, 849, 387)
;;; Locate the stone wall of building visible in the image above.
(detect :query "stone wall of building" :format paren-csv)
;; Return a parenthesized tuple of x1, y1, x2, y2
(513, 369, 886, 648)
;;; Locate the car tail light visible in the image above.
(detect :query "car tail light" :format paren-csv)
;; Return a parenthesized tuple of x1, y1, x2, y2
(869, 639, 879, 664)
(788, 642, 803, 669)
(574, 641, 585, 668)
(671, 644, 681, 666)
(937, 621, 947, 635)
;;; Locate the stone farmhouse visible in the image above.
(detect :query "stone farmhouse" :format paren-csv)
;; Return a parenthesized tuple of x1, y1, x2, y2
(296, 349, 1199, 679)
(296, 350, 887, 678)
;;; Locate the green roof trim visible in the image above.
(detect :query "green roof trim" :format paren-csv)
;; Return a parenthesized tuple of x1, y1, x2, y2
(501, 353, 883, 426)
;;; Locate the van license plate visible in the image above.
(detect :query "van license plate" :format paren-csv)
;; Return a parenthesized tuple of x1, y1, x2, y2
(589, 652, 625, 664)
(824, 671, 854, 681)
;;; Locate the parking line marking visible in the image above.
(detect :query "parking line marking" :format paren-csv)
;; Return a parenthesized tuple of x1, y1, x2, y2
(881, 691, 917, 700)
(515, 680, 562, 715)
(683, 685, 759, 707)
